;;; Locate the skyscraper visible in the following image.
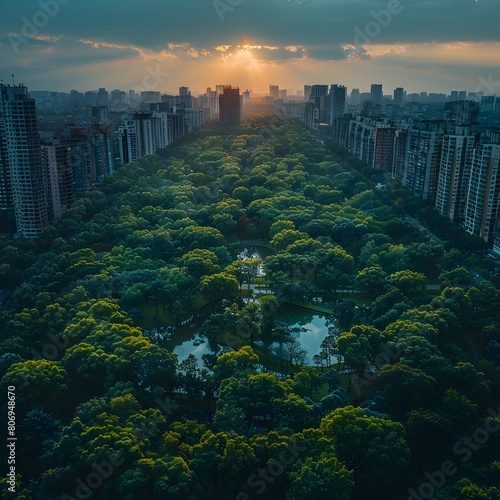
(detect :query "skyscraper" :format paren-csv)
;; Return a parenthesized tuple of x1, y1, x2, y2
(445, 101, 480, 125)
(435, 129, 478, 221)
(304, 85, 312, 102)
(328, 84, 347, 123)
(309, 85, 329, 124)
(394, 87, 405, 106)
(464, 143, 500, 242)
(269, 85, 279, 99)
(41, 142, 74, 221)
(0, 84, 48, 238)
(219, 86, 242, 124)
(370, 84, 383, 107)
(403, 120, 448, 201)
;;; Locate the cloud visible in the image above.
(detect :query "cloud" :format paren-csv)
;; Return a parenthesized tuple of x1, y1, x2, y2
(0, 0, 498, 92)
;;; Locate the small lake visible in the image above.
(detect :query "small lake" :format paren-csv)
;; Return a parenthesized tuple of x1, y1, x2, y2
(147, 303, 337, 370)
(274, 304, 337, 365)
(145, 245, 337, 370)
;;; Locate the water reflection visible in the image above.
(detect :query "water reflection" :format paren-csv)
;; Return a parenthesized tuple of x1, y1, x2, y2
(146, 303, 336, 369)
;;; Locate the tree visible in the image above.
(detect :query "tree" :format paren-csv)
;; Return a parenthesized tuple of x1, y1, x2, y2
(213, 346, 259, 382)
(373, 363, 438, 419)
(287, 455, 354, 500)
(200, 273, 239, 302)
(320, 406, 411, 496)
(1, 360, 69, 417)
(355, 265, 389, 297)
(178, 249, 220, 280)
(389, 270, 426, 295)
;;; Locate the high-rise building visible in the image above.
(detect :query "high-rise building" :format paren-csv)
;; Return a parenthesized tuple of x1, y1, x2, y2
(435, 129, 478, 221)
(96, 88, 109, 107)
(219, 86, 242, 124)
(446, 101, 480, 125)
(41, 142, 74, 220)
(84, 91, 97, 107)
(63, 128, 93, 196)
(464, 143, 500, 242)
(269, 85, 279, 99)
(110, 90, 127, 109)
(392, 129, 409, 179)
(403, 120, 448, 201)
(91, 124, 114, 180)
(0, 84, 48, 238)
(481, 96, 495, 113)
(309, 85, 329, 124)
(304, 85, 312, 102)
(141, 91, 162, 104)
(91, 106, 109, 125)
(394, 87, 405, 106)
(328, 85, 346, 123)
(346, 116, 396, 170)
(118, 113, 164, 164)
(370, 84, 383, 107)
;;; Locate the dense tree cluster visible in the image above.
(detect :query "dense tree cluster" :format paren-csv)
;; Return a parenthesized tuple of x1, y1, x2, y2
(0, 103, 499, 499)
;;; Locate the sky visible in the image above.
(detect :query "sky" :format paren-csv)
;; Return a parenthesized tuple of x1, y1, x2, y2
(1, 0, 499, 96)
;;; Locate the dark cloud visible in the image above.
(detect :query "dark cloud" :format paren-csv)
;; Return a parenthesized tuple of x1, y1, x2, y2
(0, 0, 498, 91)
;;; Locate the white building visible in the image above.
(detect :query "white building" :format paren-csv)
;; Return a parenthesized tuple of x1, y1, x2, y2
(464, 143, 500, 242)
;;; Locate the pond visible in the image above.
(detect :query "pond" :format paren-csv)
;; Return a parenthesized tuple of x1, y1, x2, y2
(147, 302, 337, 370)
(274, 304, 337, 365)
(145, 243, 337, 370)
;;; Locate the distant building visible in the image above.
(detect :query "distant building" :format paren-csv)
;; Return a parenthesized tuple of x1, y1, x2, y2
(219, 86, 242, 124)
(141, 91, 162, 104)
(394, 87, 405, 106)
(370, 84, 383, 107)
(91, 124, 115, 181)
(446, 101, 480, 125)
(304, 85, 312, 102)
(328, 85, 346, 124)
(63, 128, 93, 196)
(96, 88, 109, 107)
(269, 85, 279, 99)
(481, 96, 495, 113)
(41, 142, 74, 220)
(309, 85, 329, 124)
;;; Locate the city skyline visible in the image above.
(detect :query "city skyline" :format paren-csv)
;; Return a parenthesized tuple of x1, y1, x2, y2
(1, 0, 499, 95)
